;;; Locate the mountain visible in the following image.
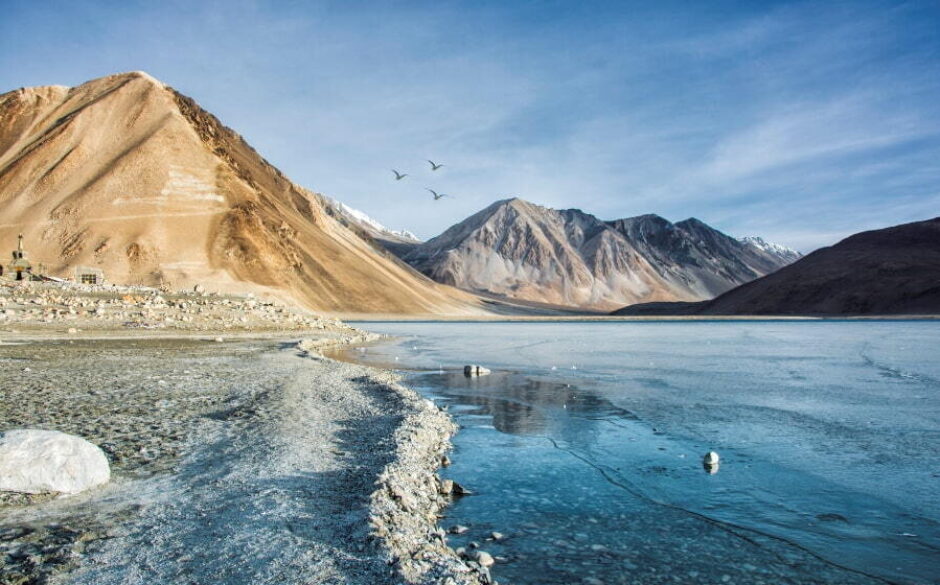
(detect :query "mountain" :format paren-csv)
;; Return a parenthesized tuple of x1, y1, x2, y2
(0, 72, 478, 315)
(740, 236, 801, 263)
(400, 198, 798, 310)
(613, 218, 940, 316)
(606, 214, 800, 300)
(321, 197, 421, 257)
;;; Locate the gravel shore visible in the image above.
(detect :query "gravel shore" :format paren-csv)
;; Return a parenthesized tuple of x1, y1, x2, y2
(0, 331, 486, 585)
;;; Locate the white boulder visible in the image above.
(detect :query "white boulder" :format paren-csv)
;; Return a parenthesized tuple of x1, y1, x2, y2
(0, 429, 111, 494)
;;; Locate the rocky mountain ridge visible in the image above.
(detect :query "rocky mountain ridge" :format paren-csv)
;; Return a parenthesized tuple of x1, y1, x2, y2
(400, 198, 799, 310)
(614, 217, 940, 316)
(321, 196, 422, 257)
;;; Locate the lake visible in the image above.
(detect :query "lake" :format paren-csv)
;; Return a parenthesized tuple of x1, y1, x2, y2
(341, 321, 940, 585)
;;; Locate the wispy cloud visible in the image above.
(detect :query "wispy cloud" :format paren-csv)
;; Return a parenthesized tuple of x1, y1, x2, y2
(1, 0, 938, 252)
(702, 97, 933, 183)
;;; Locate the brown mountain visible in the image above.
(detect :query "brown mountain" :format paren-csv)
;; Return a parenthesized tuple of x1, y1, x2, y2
(613, 217, 940, 316)
(400, 198, 798, 310)
(0, 71, 480, 315)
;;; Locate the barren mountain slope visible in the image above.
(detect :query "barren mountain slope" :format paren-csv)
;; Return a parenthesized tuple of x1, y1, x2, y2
(0, 72, 478, 315)
(404, 199, 689, 309)
(403, 198, 798, 310)
(607, 214, 799, 298)
(614, 217, 940, 316)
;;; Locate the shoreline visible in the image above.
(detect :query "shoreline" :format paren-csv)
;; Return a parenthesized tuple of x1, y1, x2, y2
(0, 330, 487, 584)
(340, 314, 940, 322)
(299, 339, 489, 585)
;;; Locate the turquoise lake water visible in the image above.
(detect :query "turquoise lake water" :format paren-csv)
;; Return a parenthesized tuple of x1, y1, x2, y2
(343, 321, 940, 585)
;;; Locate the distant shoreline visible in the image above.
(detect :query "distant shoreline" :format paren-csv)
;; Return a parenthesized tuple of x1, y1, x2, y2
(341, 314, 940, 323)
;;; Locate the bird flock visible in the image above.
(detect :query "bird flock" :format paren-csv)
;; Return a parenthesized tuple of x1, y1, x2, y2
(391, 160, 451, 201)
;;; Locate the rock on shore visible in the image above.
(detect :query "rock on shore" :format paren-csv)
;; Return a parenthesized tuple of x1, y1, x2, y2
(0, 429, 110, 494)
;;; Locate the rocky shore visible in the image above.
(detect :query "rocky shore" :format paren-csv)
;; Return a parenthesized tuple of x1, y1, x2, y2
(368, 375, 488, 585)
(0, 323, 492, 585)
(299, 343, 491, 585)
(0, 280, 342, 333)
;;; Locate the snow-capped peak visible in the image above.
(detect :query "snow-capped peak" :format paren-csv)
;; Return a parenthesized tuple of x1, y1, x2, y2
(327, 197, 420, 241)
(740, 236, 799, 257)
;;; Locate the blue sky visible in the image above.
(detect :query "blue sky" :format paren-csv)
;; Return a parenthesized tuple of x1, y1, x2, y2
(2, 0, 938, 251)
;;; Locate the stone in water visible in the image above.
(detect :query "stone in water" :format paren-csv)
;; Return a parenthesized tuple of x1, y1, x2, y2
(464, 365, 491, 377)
(703, 451, 720, 474)
(474, 551, 495, 567)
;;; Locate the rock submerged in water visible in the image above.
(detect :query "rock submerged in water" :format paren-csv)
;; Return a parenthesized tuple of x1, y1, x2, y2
(0, 429, 110, 495)
(463, 365, 491, 377)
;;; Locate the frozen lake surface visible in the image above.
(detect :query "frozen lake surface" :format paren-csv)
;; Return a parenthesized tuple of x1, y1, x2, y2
(344, 321, 940, 585)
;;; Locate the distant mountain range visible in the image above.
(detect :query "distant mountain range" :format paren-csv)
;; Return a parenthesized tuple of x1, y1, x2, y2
(323, 197, 419, 243)
(8, 72, 929, 317)
(394, 198, 800, 310)
(321, 197, 423, 257)
(614, 217, 940, 316)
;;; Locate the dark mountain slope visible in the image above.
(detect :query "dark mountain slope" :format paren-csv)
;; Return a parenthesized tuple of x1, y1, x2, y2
(614, 218, 940, 316)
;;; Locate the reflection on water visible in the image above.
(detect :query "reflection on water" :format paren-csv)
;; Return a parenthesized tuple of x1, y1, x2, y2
(428, 371, 634, 438)
(337, 322, 940, 585)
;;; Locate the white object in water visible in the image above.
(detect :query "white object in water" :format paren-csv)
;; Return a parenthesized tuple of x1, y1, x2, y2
(703, 451, 720, 466)
(464, 365, 491, 377)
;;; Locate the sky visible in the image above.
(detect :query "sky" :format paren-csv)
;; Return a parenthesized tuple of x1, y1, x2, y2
(2, 0, 939, 252)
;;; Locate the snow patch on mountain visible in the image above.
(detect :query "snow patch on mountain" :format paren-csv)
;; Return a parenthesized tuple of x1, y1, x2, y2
(740, 236, 800, 259)
(325, 197, 420, 242)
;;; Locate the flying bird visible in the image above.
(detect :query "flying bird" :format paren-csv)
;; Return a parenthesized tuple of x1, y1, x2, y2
(426, 188, 450, 200)
(427, 160, 444, 171)
(391, 169, 407, 180)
